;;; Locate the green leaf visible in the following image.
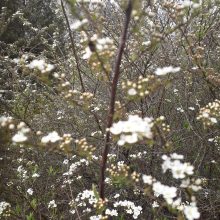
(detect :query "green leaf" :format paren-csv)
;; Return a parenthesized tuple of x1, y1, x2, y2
(183, 121, 191, 131)
(26, 212, 35, 220)
(31, 198, 37, 209)
(15, 204, 21, 215)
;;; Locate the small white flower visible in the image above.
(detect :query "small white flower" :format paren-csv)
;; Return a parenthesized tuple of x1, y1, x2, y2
(32, 173, 40, 178)
(90, 215, 102, 220)
(128, 88, 137, 96)
(63, 159, 69, 165)
(82, 47, 93, 60)
(114, 193, 120, 198)
(70, 209, 75, 214)
(142, 175, 153, 185)
(48, 200, 57, 208)
(142, 41, 151, 46)
(189, 107, 195, 111)
(152, 201, 159, 208)
(27, 188, 33, 195)
(184, 204, 200, 220)
(210, 117, 217, 123)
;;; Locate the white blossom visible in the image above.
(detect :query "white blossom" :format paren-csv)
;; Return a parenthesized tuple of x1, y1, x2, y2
(82, 47, 93, 60)
(128, 88, 137, 96)
(142, 175, 153, 185)
(48, 200, 57, 208)
(110, 115, 153, 145)
(90, 215, 102, 220)
(184, 204, 200, 220)
(105, 208, 118, 216)
(0, 202, 11, 216)
(155, 66, 180, 76)
(113, 200, 142, 219)
(12, 132, 27, 143)
(153, 182, 177, 204)
(32, 173, 40, 178)
(27, 59, 54, 73)
(162, 154, 194, 179)
(152, 201, 159, 208)
(41, 131, 61, 144)
(27, 188, 33, 195)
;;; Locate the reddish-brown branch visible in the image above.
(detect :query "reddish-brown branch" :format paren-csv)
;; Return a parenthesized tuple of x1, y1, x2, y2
(99, 0, 133, 200)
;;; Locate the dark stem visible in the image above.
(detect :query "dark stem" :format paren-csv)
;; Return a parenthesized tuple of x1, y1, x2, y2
(99, 0, 133, 200)
(60, 0, 85, 92)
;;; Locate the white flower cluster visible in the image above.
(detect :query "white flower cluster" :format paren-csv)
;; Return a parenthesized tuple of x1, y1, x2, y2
(184, 204, 200, 220)
(146, 178, 200, 220)
(27, 59, 54, 73)
(0, 202, 11, 216)
(142, 153, 201, 220)
(96, 37, 113, 51)
(63, 158, 89, 177)
(155, 66, 180, 76)
(32, 173, 40, 178)
(162, 153, 194, 179)
(110, 115, 153, 145)
(41, 131, 61, 144)
(90, 215, 102, 220)
(105, 208, 118, 216)
(197, 100, 220, 126)
(75, 190, 97, 207)
(12, 122, 30, 143)
(0, 116, 13, 127)
(180, 178, 202, 192)
(129, 151, 147, 159)
(113, 200, 142, 219)
(48, 200, 57, 209)
(71, 19, 88, 30)
(82, 35, 114, 59)
(14, 55, 54, 73)
(153, 181, 177, 204)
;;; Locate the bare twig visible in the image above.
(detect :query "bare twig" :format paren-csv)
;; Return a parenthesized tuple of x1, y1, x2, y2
(60, 0, 85, 92)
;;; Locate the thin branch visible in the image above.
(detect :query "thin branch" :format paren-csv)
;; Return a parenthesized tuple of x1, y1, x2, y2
(99, 0, 133, 200)
(60, 0, 85, 92)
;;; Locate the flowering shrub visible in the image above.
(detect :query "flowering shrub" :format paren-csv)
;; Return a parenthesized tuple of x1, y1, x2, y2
(1, 0, 220, 219)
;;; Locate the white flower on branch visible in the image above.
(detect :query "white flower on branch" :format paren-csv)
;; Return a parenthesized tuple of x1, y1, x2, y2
(12, 132, 27, 143)
(110, 115, 153, 145)
(41, 131, 61, 144)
